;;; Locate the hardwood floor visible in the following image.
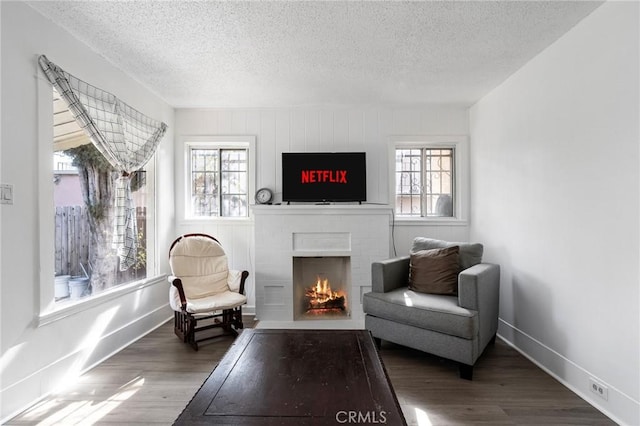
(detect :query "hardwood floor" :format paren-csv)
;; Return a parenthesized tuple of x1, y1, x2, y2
(380, 340, 615, 425)
(7, 318, 615, 425)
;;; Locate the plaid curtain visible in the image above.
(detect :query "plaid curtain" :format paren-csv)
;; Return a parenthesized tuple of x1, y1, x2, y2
(39, 55, 167, 271)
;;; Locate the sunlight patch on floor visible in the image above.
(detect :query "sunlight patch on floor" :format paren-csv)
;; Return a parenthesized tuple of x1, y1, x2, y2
(26, 401, 90, 425)
(72, 376, 145, 424)
(20, 376, 146, 425)
(19, 399, 64, 421)
(415, 407, 433, 426)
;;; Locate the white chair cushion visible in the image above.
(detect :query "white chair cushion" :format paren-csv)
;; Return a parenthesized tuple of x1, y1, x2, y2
(169, 284, 183, 312)
(169, 236, 231, 299)
(169, 282, 247, 313)
(228, 269, 243, 292)
(184, 290, 247, 314)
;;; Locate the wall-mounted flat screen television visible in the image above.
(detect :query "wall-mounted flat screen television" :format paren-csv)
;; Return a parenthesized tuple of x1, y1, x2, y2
(282, 152, 366, 203)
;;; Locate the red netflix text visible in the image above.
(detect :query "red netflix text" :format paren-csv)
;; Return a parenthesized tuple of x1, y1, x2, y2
(301, 170, 348, 184)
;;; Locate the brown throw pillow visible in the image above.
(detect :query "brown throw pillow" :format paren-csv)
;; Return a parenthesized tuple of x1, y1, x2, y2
(408, 246, 460, 295)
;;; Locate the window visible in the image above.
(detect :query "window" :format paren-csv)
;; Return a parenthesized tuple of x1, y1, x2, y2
(186, 137, 254, 218)
(394, 137, 466, 220)
(395, 147, 454, 217)
(51, 88, 154, 303)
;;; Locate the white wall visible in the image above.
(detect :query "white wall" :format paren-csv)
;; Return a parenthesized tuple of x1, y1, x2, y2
(0, 2, 175, 420)
(175, 106, 470, 312)
(470, 2, 639, 424)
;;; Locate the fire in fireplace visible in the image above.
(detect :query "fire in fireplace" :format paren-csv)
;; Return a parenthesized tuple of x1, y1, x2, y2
(293, 256, 350, 320)
(305, 276, 347, 313)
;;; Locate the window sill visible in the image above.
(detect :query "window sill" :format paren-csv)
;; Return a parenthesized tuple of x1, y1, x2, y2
(38, 274, 167, 327)
(394, 217, 469, 226)
(182, 216, 253, 223)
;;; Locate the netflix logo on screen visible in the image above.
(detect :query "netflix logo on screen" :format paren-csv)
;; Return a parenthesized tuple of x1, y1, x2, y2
(301, 170, 348, 184)
(282, 152, 366, 202)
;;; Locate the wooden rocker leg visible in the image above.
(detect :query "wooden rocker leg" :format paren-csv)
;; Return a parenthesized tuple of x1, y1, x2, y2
(233, 306, 244, 329)
(186, 314, 198, 351)
(175, 306, 246, 351)
(174, 311, 189, 343)
(221, 309, 232, 333)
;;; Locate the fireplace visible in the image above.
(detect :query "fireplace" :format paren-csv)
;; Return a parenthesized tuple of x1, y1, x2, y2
(293, 256, 350, 320)
(252, 204, 392, 328)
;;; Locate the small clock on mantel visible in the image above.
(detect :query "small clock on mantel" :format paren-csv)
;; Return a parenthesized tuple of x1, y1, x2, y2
(255, 187, 273, 205)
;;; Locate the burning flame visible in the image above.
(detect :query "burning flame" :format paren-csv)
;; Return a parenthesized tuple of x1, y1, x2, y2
(305, 276, 346, 310)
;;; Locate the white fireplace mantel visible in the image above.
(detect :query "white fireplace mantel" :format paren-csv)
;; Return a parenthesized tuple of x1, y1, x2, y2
(251, 203, 393, 215)
(252, 204, 392, 329)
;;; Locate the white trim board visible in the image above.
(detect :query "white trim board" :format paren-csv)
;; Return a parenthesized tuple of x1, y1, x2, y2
(498, 319, 639, 426)
(0, 309, 172, 424)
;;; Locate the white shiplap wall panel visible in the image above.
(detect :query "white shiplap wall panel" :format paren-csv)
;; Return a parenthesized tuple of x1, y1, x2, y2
(218, 110, 234, 133)
(363, 109, 384, 202)
(320, 110, 335, 151)
(246, 109, 261, 135)
(231, 110, 248, 133)
(348, 109, 365, 149)
(305, 110, 322, 152)
(175, 106, 470, 311)
(289, 110, 307, 152)
(392, 109, 420, 134)
(333, 110, 350, 148)
(200, 109, 219, 133)
(274, 110, 291, 195)
(259, 110, 277, 193)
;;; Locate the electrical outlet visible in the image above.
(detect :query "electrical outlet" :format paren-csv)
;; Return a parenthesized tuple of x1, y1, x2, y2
(589, 377, 608, 401)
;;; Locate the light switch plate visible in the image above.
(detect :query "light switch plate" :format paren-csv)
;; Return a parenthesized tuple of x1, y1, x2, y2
(1, 183, 13, 204)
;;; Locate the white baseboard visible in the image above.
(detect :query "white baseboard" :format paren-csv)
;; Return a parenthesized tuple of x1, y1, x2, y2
(242, 304, 255, 316)
(498, 319, 638, 426)
(0, 306, 172, 424)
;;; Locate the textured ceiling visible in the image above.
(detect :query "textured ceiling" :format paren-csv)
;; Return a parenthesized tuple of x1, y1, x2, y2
(28, 1, 603, 108)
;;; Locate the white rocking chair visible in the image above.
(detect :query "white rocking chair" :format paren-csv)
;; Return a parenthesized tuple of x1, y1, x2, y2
(168, 233, 248, 350)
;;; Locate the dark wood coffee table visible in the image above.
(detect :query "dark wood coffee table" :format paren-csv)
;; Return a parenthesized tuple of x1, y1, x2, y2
(175, 329, 406, 425)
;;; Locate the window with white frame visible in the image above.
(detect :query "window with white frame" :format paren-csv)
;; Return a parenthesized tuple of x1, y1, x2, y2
(50, 88, 156, 304)
(187, 138, 253, 218)
(395, 140, 464, 219)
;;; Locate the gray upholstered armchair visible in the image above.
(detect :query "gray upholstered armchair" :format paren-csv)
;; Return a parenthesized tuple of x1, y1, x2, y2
(363, 238, 500, 380)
